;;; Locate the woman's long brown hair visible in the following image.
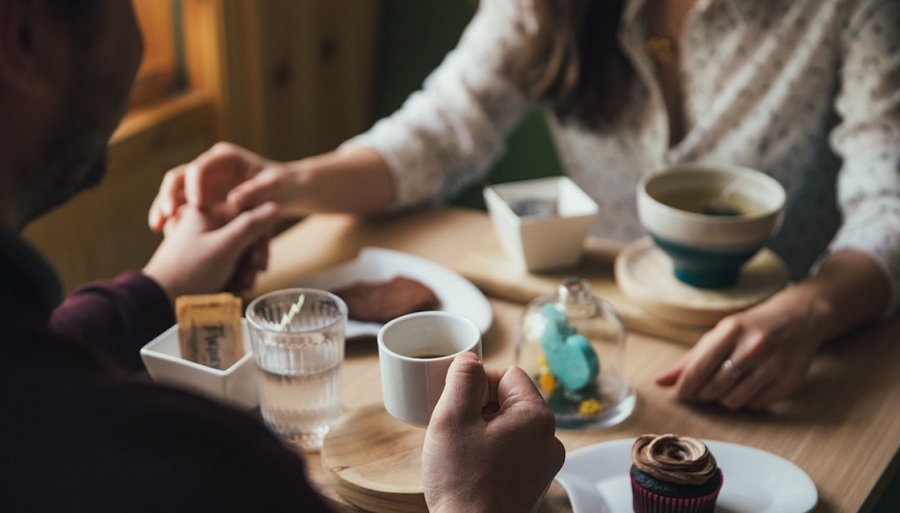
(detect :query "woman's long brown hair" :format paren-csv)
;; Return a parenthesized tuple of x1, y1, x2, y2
(515, 0, 628, 128)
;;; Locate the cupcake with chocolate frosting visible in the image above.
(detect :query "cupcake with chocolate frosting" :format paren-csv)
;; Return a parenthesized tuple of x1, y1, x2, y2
(630, 434, 723, 513)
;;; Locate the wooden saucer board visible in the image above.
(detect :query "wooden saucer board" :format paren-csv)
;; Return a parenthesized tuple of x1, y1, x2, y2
(321, 404, 427, 513)
(453, 235, 788, 345)
(614, 238, 790, 328)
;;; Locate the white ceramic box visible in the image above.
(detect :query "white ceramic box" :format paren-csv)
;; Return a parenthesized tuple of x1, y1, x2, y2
(484, 176, 598, 272)
(140, 320, 258, 410)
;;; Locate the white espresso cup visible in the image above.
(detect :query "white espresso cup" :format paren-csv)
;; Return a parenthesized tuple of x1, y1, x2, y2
(377, 311, 482, 426)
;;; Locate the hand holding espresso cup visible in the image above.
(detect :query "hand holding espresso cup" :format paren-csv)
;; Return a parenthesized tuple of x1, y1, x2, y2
(377, 311, 482, 426)
(377, 311, 565, 512)
(422, 352, 566, 513)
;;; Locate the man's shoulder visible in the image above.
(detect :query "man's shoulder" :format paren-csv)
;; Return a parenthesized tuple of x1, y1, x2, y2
(2, 379, 329, 512)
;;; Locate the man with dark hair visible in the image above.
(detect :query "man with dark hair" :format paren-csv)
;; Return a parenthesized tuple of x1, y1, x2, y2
(0, 1, 564, 511)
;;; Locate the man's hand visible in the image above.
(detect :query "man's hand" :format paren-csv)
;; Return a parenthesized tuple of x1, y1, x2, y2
(423, 353, 565, 513)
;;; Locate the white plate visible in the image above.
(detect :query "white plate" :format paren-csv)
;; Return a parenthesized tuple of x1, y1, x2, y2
(555, 438, 817, 513)
(293, 247, 493, 339)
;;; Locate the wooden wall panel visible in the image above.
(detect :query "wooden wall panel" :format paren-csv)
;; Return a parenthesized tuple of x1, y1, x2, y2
(131, 0, 179, 106)
(191, 0, 382, 160)
(182, 0, 381, 159)
(252, 0, 381, 160)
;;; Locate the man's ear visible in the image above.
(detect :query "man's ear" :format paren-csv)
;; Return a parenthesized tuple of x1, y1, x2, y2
(0, 0, 64, 97)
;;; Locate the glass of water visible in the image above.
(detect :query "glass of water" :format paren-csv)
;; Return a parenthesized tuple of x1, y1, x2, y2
(245, 288, 347, 451)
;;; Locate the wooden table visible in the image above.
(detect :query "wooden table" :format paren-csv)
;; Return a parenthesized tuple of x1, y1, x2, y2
(251, 207, 900, 513)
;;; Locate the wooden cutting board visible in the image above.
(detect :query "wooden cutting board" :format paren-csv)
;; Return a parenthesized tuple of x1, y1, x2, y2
(452, 234, 787, 345)
(321, 404, 427, 513)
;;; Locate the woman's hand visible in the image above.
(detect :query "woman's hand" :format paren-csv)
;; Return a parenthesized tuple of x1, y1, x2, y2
(148, 142, 292, 232)
(149, 142, 396, 233)
(423, 353, 565, 513)
(655, 285, 827, 410)
(656, 250, 890, 410)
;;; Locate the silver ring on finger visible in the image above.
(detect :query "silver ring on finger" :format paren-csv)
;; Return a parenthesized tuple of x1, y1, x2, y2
(721, 359, 744, 381)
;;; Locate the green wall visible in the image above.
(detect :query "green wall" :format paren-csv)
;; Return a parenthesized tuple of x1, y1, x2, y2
(371, 0, 563, 210)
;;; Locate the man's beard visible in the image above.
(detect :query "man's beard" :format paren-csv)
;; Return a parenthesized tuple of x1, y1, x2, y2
(28, 150, 107, 222)
(23, 57, 119, 225)
(24, 116, 109, 224)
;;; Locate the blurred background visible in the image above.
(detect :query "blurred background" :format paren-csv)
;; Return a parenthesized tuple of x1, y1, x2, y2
(24, 0, 561, 294)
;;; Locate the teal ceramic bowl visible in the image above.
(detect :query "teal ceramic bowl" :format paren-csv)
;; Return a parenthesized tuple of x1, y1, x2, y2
(637, 164, 786, 289)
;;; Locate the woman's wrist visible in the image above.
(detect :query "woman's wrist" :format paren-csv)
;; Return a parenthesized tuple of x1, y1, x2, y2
(282, 148, 394, 215)
(793, 250, 890, 340)
(278, 158, 316, 217)
(778, 280, 835, 348)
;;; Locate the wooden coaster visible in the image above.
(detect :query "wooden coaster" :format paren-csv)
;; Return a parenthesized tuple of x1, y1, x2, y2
(615, 238, 790, 328)
(320, 404, 427, 513)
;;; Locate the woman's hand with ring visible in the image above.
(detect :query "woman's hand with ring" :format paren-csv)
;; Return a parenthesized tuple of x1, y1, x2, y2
(655, 285, 828, 410)
(721, 359, 743, 381)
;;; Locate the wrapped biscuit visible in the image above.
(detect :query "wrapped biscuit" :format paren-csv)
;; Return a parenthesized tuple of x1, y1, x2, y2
(175, 293, 244, 370)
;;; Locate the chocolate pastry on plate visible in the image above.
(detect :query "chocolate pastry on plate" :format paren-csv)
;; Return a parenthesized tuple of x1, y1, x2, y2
(332, 276, 440, 323)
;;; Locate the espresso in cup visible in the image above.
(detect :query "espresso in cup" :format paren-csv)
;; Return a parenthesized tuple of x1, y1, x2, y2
(411, 352, 450, 359)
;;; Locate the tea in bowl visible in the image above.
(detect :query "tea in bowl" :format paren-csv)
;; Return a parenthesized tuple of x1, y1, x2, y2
(637, 163, 786, 288)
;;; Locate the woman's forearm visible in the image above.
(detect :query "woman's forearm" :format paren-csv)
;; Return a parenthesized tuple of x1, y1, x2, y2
(284, 147, 396, 216)
(795, 249, 891, 341)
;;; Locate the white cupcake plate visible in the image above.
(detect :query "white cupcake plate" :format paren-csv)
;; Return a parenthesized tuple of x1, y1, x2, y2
(555, 438, 817, 513)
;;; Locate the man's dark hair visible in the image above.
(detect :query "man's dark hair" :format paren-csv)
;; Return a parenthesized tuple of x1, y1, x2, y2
(45, 0, 101, 46)
(45, 0, 97, 15)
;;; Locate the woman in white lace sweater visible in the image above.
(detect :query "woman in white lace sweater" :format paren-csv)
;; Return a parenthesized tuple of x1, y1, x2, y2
(151, 0, 899, 411)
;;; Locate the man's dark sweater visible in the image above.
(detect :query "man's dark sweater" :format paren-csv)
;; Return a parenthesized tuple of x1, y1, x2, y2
(0, 230, 332, 512)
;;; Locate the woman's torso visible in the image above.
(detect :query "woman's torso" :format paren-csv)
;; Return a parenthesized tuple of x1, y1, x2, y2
(551, 0, 846, 279)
